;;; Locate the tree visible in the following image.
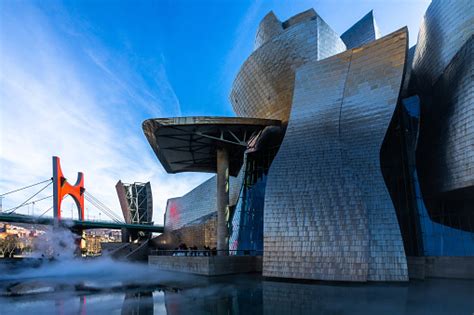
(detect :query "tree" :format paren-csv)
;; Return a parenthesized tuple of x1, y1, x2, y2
(0, 235, 19, 258)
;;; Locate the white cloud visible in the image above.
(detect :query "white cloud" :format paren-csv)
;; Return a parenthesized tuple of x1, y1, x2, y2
(0, 2, 210, 224)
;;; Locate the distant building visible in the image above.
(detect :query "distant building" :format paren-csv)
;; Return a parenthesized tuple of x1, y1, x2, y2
(116, 181, 153, 242)
(144, 1, 473, 282)
(84, 229, 122, 256)
(0, 224, 44, 257)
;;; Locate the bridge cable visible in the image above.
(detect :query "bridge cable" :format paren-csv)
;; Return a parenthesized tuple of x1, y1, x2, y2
(0, 178, 52, 197)
(84, 191, 121, 218)
(85, 198, 122, 223)
(84, 193, 123, 223)
(13, 195, 53, 209)
(5, 181, 53, 214)
(84, 195, 122, 222)
(37, 206, 54, 218)
(84, 192, 124, 222)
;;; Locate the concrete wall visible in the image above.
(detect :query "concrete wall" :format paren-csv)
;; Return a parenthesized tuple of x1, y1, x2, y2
(149, 255, 262, 276)
(407, 256, 474, 280)
(263, 29, 408, 282)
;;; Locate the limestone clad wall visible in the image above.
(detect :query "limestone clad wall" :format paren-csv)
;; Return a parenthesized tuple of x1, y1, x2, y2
(263, 28, 409, 281)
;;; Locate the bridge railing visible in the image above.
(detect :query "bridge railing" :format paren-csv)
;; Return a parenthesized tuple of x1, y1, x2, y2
(150, 249, 263, 257)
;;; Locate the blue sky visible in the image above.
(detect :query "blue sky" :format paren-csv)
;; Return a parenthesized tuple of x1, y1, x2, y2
(0, 0, 430, 223)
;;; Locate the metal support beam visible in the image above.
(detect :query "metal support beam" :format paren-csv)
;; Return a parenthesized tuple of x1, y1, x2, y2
(195, 131, 248, 147)
(216, 147, 229, 255)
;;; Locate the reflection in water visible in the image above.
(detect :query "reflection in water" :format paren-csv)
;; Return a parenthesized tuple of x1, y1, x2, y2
(0, 274, 473, 314)
(122, 291, 154, 315)
(262, 280, 408, 314)
(164, 280, 262, 315)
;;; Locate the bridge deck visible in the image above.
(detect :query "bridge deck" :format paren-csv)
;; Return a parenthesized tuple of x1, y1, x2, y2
(0, 214, 164, 232)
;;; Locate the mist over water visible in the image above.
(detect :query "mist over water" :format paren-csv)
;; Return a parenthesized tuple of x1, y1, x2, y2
(0, 227, 142, 283)
(0, 227, 195, 290)
(0, 228, 196, 314)
(29, 225, 79, 261)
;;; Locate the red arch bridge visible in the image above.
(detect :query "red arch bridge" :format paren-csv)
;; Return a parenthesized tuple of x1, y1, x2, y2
(0, 156, 163, 234)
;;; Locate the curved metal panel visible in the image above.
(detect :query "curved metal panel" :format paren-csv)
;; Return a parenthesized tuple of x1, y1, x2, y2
(230, 12, 345, 123)
(263, 28, 408, 281)
(415, 0, 474, 192)
(401, 45, 417, 97)
(412, 0, 473, 88)
(412, 0, 474, 223)
(164, 171, 243, 232)
(254, 11, 283, 50)
(341, 10, 381, 49)
(116, 180, 131, 224)
(418, 37, 474, 194)
(281, 9, 317, 29)
(145, 182, 153, 223)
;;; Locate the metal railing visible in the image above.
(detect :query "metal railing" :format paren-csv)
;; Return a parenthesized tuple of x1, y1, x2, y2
(150, 249, 263, 257)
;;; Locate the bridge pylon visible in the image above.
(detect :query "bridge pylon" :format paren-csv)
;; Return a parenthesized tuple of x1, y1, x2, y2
(52, 156, 85, 222)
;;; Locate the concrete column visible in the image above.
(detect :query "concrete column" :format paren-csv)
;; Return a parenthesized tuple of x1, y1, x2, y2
(216, 147, 229, 256)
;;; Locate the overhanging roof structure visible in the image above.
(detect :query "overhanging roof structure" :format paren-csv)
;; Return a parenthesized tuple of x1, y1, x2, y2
(142, 117, 281, 176)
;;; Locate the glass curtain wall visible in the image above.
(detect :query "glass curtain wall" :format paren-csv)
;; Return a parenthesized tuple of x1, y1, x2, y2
(382, 95, 474, 256)
(229, 146, 279, 255)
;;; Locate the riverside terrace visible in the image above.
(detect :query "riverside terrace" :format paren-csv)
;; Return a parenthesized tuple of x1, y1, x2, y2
(149, 249, 263, 276)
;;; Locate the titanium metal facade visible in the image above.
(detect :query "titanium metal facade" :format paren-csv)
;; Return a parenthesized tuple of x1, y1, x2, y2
(417, 37, 473, 197)
(254, 12, 283, 50)
(401, 45, 417, 97)
(164, 172, 243, 233)
(340, 11, 381, 49)
(263, 29, 408, 281)
(145, 2, 474, 281)
(230, 9, 346, 123)
(412, 0, 473, 89)
(408, 0, 474, 255)
(413, 2, 474, 193)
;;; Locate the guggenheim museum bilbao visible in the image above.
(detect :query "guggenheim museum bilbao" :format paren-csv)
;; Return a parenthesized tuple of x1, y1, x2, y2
(143, 0, 473, 282)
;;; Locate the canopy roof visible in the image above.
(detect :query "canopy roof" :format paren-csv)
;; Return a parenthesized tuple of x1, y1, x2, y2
(142, 117, 281, 176)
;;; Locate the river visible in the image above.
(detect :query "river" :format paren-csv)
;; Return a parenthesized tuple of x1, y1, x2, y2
(0, 258, 473, 314)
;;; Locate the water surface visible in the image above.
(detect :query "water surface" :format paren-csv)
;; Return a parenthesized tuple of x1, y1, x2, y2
(1, 259, 473, 314)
